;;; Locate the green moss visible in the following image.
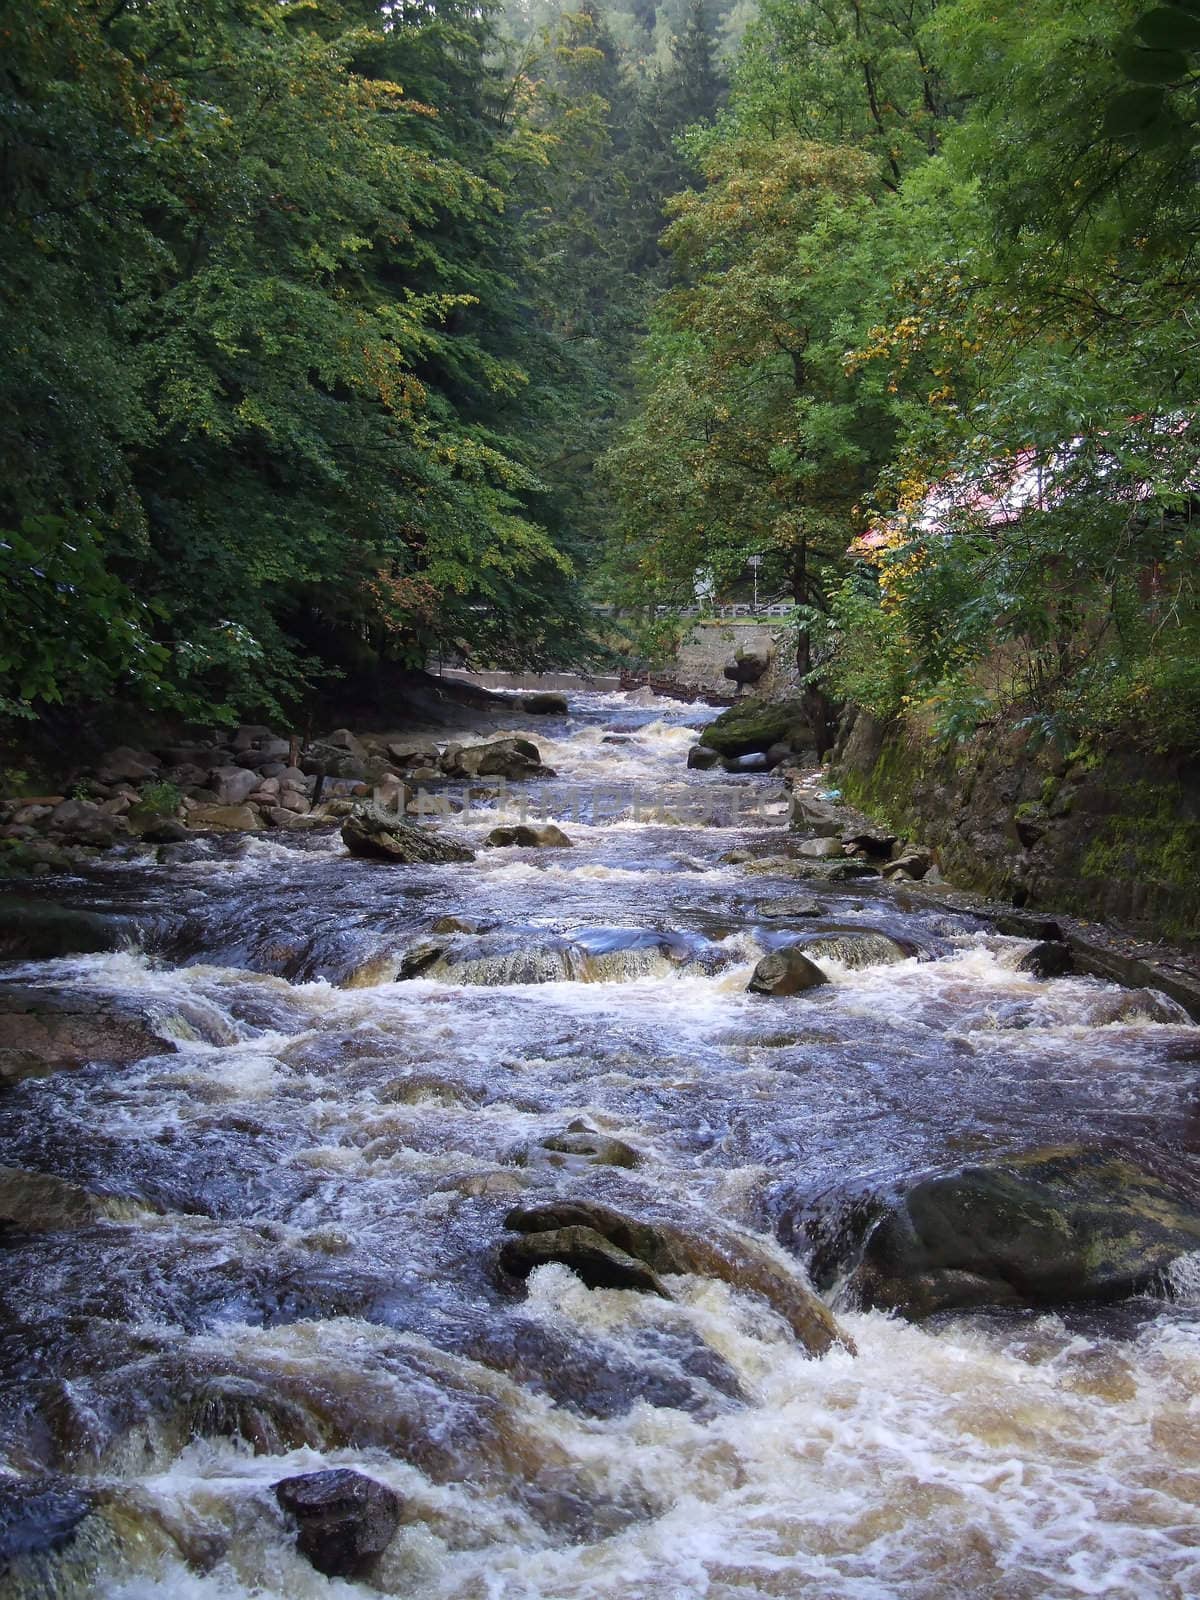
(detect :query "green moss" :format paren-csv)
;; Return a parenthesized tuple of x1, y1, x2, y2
(700, 696, 810, 756)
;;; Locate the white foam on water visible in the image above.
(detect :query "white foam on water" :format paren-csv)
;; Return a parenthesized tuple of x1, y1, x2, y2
(94, 1301, 1200, 1600)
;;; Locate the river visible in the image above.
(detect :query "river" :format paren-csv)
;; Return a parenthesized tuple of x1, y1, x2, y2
(2, 689, 1199, 1598)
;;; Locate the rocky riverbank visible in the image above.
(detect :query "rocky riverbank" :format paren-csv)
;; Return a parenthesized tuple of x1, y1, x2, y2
(0, 686, 569, 876)
(687, 695, 1200, 1017)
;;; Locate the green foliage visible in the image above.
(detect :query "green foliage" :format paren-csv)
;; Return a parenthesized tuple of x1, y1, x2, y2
(0, 0, 612, 731)
(137, 780, 184, 818)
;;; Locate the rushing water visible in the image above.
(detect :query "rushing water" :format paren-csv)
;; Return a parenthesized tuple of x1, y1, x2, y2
(3, 691, 1200, 1599)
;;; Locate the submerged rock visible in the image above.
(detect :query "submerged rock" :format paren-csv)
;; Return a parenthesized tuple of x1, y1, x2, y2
(513, 1129, 642, 1172)
(843, 1146, 1200, 1319)
(0, 1473, 97, 1571)
(341, 802, 474, 864)
(274, 1469, 401, 1580)
(756, 897, 826, 920)
(747, 947, 829, 996)
(502, 1200, 852, 1357)
(0, 1165, 141, 1230)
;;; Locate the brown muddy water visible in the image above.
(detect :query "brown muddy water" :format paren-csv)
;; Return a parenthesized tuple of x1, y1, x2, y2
(2, 691, 1199, 1598)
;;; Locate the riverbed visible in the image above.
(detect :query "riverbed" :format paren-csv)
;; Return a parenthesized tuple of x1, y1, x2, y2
(2, 689, 1199, 1599)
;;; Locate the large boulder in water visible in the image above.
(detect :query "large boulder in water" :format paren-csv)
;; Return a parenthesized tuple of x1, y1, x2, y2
(747, 947, 829, 996)
(838, 1146, 1200, 1320)
(484, 824, 572, 849)
(792, 929, 913, 968)
(341, 802, 474, 863)
(0, 899, 129, 961)
(521, 692, 568, 715)
(441, 737, 546, 781)
(699, 697, 810, 759)
(0, 983, 234, 1081)
(501, 1199, 853, 1357)
(274, 1469, 401, 1580)
(499, 1226, 670, 1297)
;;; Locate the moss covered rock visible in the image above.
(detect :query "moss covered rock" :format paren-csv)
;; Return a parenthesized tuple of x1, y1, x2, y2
(699, 697, 810, 758)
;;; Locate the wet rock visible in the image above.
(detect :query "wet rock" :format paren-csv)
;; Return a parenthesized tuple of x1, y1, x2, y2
(274, 1468, 401, 1580)
(0, 1473, 97, 1568)
(0, 984, 232, 1078)
(0, 899, 127, 961)
(503, 1200, 852, 1356)
(601, 733, 634, 745)
(136, 819, 189, 845)
(514, 1130, 642, 1171)
(522, 692, 569, 715)
(498, 1226, 671, 1297)
(431, 915, 481, 935)
(1018, 941, 1074, 979)
(484, 824, 573, 849)
(844, 1146, 1200, 1319)
(188, 804, 261, 833)
(0, 1165, 130, 1230)
(341, 803, 474, 864)
(795, 930, 911, 968)
(686, 744, 723, 770)
(699, 697, 810, 759)
(744, 857, 878, 883)
(747, 947, 829, 996)
(724, 751, 772, 773)
(756, 897, 825, 920)
(443, 738, 545, 781)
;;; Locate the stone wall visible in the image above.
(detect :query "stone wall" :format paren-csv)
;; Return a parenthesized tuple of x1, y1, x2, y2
(834, 711, 1200, 943)
(659, 620, 798, 699)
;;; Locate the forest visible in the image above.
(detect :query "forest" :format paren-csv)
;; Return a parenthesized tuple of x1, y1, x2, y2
(3, 0, 1200, 756)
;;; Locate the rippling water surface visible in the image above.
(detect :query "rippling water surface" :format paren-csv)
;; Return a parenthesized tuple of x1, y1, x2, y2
(3, 691, 1199, 1598)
